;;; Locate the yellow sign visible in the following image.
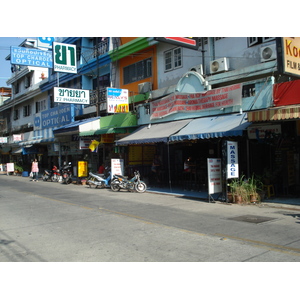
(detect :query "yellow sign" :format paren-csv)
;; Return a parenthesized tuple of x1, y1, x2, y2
(78, 161, 88, 177)
(282, 37, 300, 77)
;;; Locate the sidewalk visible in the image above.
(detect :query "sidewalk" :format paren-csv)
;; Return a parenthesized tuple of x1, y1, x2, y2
(147, 185, 300, 210)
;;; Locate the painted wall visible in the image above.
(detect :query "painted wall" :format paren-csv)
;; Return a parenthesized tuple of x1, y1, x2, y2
(119, 45, 157, 95)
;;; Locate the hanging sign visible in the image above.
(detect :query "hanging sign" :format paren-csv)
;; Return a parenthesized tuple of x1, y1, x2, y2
(53, 42, 77, 73)
(54, 87, 90, 104)
(207, 158, 222, 194)
(10, 46, 53, 68)
(107, 88, 129, 113)
(226, 141, 239, 179)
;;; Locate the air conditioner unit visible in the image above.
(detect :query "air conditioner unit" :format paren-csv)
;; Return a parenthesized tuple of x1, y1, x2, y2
(260, 44, 277, 62)
(210, 57, 229, 73)
(189, 64, 203, 75)
(138, 82, 152, 94)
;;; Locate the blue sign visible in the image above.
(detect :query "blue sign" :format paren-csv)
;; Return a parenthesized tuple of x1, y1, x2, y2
(10, 46, 53, 68)
(40, 105, 72, 129)
(38, 37, 54, 49)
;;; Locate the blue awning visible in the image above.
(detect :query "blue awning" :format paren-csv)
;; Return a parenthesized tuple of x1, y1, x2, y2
(116, 119, 191, 145)
(53, 117, 99, 135)
(169, 113, 251, 141)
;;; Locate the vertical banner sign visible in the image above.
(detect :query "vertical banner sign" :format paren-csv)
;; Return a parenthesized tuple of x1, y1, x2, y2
(111, 159, 124, 177)
(226, 141, 239, 179)
(207, 158, 222, 194)
(53, 42, 77, 73)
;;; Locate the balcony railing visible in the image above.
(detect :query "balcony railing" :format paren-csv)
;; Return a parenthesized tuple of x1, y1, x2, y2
(81, 39, 109, 64)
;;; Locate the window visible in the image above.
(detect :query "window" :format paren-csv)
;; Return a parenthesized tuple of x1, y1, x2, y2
(242, 84, 256, 98)
(36, 99, 46, 113)
(25, 74, 32, 88)
(23, 104, 31, 117)
(164, 47, 182, 72)
(13, 109, 19, 120)
(248, 37, 275, 47)
(123, 58, 152, 85)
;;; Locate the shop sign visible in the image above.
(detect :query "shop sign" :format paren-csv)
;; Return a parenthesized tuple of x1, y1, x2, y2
(53, 42, 77, 73)
(154, 37, 199, 50)
(0, 137, 8, 143)
(13, 134, 22, 142)
(226, 141, 238, 179)
(150, 83, 242, 120)
(79, 138, 91, 150)
(248, 124, 281, 139)
(78, 161, 88, 177)
(101, 134, 114, 143)
(111, 158, 124, 177)
(37, 37, 54, 49)
(10, 46, 53, 68)
(280, 37, 300, 78)
(39, 105, 72, 129)
(54, 87, 90, 105)
(207, 158, 222, 194)
(106, 88, 129, 114)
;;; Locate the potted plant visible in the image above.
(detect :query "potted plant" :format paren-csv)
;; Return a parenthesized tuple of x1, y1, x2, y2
(228, 176, 248, 204)
(245, 174, 263, 203)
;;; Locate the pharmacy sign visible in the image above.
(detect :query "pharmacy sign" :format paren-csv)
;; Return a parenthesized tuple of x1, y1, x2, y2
(53, 42, 77, 73)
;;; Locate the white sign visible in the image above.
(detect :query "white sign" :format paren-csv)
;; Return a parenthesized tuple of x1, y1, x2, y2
(207, 158, 222, 194)
(227, 141, 238, 179)
(0, 137, 8, 143)
(111, 159, 124, 177)
(53, 42, 77, 73)
(107, 88, 129, 113)
(6, 163, 14, 173)
(54, 87, 90, 104)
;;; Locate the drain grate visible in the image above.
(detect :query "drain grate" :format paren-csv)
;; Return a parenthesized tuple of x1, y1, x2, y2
(227, 214, 277, 224)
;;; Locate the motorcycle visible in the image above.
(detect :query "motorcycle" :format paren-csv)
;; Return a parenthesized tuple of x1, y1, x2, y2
(61, 162, 73, 184)
(87, 167, 111, 188)
(42, 165, 59, 182)
(110, 170, 147, 193)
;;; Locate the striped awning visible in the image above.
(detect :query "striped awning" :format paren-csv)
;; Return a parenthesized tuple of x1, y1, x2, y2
(247, 105, 300, 122)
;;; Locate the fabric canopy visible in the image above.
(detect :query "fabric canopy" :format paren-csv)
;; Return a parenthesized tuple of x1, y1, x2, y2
(116, 119, 191, 145)
(169, 113, 251, 141)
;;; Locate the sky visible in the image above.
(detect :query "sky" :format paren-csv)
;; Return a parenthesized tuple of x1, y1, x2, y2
(0, 37, 26, 87)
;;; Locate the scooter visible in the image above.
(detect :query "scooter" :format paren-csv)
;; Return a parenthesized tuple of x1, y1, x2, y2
(62, 162, 72, 184)
(110, 170, 147, 193)
(87, 167, 111, 188)
(42, 165, 59, 182)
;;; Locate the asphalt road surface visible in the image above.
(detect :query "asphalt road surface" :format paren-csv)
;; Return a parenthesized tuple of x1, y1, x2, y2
(1, 174, 300, 262)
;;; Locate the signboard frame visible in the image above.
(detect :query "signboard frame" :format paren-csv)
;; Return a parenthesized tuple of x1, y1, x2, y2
(53, 42, 77, 74)
(207, 158, 222, 202)
(54, 87, 90, 105)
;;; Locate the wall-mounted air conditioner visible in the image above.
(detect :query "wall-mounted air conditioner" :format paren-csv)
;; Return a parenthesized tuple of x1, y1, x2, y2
(189, 64, 203, 75)
(138, 82, 152, 94)
(260, 44, 277, 62)
(210, 57, 229, 74)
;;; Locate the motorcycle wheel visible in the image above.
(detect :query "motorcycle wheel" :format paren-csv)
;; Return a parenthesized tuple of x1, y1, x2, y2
(51, 176, 57, 182)
(135, 181, 147, 193)
(42, 175, 48, 181)
(110, 179, 120, 192)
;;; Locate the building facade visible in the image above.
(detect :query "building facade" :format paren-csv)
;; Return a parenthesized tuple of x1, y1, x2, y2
(1, 37, 299, 197)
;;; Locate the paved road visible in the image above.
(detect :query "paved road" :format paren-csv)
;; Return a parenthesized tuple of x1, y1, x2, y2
(1, 174, 300, 262)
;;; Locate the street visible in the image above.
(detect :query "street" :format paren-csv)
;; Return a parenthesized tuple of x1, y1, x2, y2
(1, 174, 300, 262)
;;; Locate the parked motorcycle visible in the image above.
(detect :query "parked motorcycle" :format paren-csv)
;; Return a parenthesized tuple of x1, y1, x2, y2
(42, 165, 59, 182)
(61, 162, 72, 184)
(87, 167, 111, 188)
(110, 170, 147, 193)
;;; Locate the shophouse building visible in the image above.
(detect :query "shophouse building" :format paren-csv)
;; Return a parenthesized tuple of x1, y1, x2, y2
(1, 37, 299, 198)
